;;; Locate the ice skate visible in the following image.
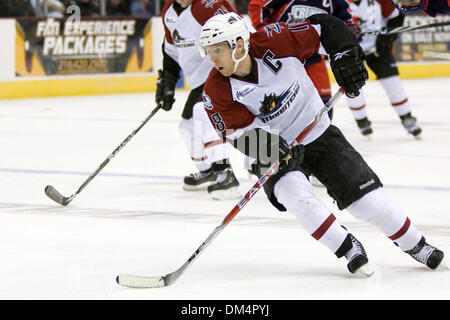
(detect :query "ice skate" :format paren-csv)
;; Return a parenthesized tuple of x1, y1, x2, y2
(405, 236, 444, 270)
(183, 168, 217, 191)
(400, 113, 422, 139)
(207, 168, 240, 200)
(345, 234, 374, 277)
(356, 117, 373, 139)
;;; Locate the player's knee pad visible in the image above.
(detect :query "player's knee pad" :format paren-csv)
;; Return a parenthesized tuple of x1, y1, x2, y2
(347, 187, 394, 226)
(273, 171, 317, 219)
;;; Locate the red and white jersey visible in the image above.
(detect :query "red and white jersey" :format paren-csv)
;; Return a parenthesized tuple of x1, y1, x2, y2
(349, 0, 399, 53)
(162, 0, 232, 88)
(203, 21, 331, 146)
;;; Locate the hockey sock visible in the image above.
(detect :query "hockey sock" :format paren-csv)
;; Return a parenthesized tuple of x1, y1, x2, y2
(179, 117, 211, 171)
(347, 188, 422, 251)
(274, 171, 349, 254)
(179, 103, 231, 172)
(346, 91, 368, 120)
(379, 76, 411, 117)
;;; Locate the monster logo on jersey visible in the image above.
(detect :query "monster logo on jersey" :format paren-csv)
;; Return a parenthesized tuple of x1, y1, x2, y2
(257, 81, 301, 123)
(259, 93, 278, 114)
(172, 29, 196, 48)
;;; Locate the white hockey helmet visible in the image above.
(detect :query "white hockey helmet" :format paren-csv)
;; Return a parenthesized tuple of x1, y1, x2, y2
(199, 12, 250, 72)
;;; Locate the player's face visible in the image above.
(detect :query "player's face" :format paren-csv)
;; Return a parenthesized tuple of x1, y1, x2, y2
(204, 42, 235, 77)
(175, 0, 194, 8)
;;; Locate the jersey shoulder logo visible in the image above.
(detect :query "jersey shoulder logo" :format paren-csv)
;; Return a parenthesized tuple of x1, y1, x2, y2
(202, 93, 214, 110)
(264, 23, 283, 38)
(201, 0, 218, 8)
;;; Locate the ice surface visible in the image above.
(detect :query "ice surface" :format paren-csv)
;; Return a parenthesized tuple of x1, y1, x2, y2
(0, 79, 449, 299)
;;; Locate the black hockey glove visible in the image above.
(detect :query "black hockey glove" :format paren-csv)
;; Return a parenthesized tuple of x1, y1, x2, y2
(230, 128, 305, 176)
(251, 139, 305, 176)
(155, 69, 178, 111)
(278, 143, 305, 174)
(376, 13, 404, 57)
(376, 34, 397, 56)
(329, 44, 368, 98)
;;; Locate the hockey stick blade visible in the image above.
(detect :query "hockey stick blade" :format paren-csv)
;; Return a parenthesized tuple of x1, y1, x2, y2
(44, 106, 161, 206)
(44, 185, 72, 206)
(116, 274, 166, 288)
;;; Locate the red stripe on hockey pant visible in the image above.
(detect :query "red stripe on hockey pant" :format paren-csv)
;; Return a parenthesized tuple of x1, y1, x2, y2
(204, 139, 226, 149)
(311, 214, 336, 240)
(350, 104, 366, 111)
(391, 98, 408, 107)
(388, 217, 411, 240)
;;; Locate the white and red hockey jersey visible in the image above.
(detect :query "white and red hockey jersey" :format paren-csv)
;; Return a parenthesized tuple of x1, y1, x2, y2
(349, 0, 400, 53)
(161, 0, 233, 88)
(203, 21, 331, 146)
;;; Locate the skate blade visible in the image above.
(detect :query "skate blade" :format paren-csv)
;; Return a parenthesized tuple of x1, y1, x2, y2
(436, 259, 449, 271)
(182, 183, 211, 191)
(209, 187, 241, 200)
(355, 263, 375, 278)
(363, 134, 372, 141)
(413, 134, 422, 140)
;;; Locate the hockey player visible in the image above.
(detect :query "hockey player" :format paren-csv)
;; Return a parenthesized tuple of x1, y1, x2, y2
(391, 0, 450, 16)
(157, 0, 240, 199)
(199, 12, 444, 274)
(346, 0, 422, 138)
(248, 0, 361, 120)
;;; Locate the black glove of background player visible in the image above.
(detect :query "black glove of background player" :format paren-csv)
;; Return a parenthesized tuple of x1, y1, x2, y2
(155, 69, 178, 111)
(376, 13, 405, 57)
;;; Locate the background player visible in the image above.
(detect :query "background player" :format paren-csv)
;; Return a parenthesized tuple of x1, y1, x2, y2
(346, 0, 422, 138)
(157, 0, 241, 199)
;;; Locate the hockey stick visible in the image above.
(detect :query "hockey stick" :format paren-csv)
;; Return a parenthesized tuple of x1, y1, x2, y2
(361, 21, 450, 37)
(116, 88, 345, 288)
(44, 106, 161, 206)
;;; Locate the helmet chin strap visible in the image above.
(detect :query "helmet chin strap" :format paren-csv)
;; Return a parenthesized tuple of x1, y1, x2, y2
(231, 46, 249, 73)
